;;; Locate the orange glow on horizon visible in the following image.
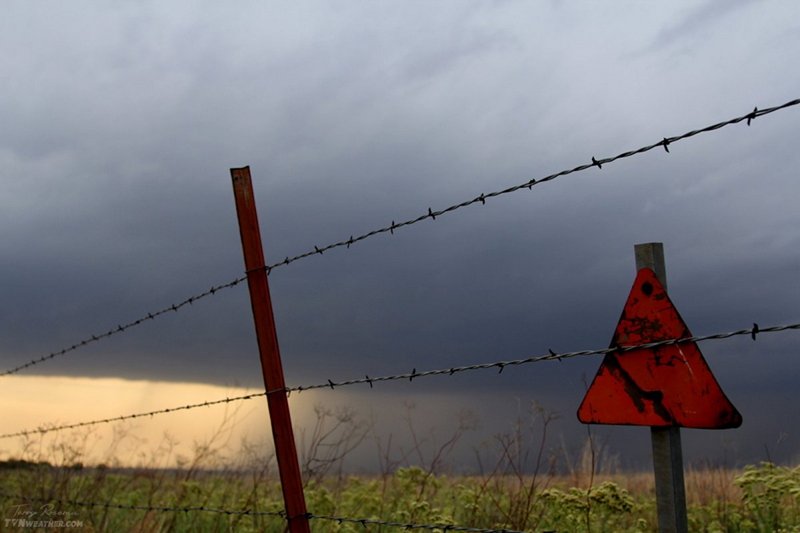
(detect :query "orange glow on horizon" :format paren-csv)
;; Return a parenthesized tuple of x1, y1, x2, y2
(0, 376, 321, 468)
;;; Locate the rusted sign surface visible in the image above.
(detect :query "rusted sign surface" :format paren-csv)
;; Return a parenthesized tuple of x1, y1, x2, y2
(578, 268, 742, 429)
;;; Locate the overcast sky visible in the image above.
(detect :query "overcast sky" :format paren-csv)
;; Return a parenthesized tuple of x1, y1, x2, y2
(2, 0, 800, 469)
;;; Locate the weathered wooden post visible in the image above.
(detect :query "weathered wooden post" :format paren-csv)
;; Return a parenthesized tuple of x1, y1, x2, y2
(231, 166, 310, 533)
(578, 242, 742, 533)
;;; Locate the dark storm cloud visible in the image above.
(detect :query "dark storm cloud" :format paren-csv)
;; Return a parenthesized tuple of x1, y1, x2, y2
(2, 1, 800, 465)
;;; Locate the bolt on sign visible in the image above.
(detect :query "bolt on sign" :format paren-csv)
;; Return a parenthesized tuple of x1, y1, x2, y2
(578, 267, 742, 429)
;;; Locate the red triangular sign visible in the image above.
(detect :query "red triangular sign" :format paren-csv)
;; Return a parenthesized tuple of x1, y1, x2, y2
(577, 268, 742, 429)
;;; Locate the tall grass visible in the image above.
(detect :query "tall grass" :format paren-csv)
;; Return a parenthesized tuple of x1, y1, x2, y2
(1, 404, 798, 533)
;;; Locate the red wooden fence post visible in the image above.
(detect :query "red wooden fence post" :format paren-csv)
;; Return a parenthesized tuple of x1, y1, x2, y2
(230, 166, 310, 533)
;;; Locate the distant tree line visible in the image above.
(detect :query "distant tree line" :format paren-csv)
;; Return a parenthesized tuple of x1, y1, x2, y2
(0, 458, 85, 470)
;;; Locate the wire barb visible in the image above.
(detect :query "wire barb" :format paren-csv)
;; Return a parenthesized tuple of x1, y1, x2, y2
(747, 107, 758, 126)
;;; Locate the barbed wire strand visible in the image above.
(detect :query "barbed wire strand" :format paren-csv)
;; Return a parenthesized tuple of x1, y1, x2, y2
(0, 491, 527, 533)
(0, 276, 247, 378)
(0, 490, 284, 518)
(0, 391, 267, 439)
(2, 321, 795, 440)
(0, 492, 523, 533)
(308, 513, 525, 533)
(284, 321, 799, 393)
(2, 99, 797, 378)
(252, 100, 800, 276)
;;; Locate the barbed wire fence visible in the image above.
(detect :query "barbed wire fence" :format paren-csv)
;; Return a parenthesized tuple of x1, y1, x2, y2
(2, 98, 800, 530)
(2, 98, 797, 378)
(0, 320, 793, 440)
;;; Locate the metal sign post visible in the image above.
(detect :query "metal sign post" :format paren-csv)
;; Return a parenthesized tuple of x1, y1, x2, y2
(635, 243, 688, 533)
(578, 242, 742, 533)
(231, 166, 310, 533)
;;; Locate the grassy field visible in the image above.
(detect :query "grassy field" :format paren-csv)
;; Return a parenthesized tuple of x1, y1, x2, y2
(1, 454, 799, 532)
(1, 406, 798, 532)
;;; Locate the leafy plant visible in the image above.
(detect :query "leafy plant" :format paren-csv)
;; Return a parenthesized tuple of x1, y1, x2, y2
(734, 462, 800, 532)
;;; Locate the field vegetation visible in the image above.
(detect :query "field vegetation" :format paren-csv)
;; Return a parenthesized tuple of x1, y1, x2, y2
(1, 403, 798, 532)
